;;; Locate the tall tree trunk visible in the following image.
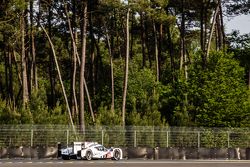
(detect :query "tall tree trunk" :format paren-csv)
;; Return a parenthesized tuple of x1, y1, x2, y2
(4, 45, 14, 102)
(180, 0, 188, 116)
(200, 1, 204, 53)
(64, 0, 79, 119)
(145, 26, 152, 68)
(200, 1, 208, 68)
(215, 1, 222, 51)
(216, 0, 225, 51)
(21, 12, 29, 105)
(122, 8, 130, 127)
(180, 0, 187, 80)
(216, 15, 221, 51)
(4, 42, 9, 100)
(206, 2, 220, 58)
(89, 12, 96, 114)
(204, 0, 210, 53)
(79, 2, 88, 133)
(13, 49, 23, 106)
(180, 1, 184, 71)
(8, 51, 13, 102)
(159, 23, 163, 81)
(218, 1, 226, 50)
(140, 12, 147, 68)
(130, 13, 134, 59)
(48, 4, 56, 108)
(166, 25, 175, 83)
(13, 50, 22, 89)
(153, 20, 159, 82)
(104, 23, 115, 113)
(71, 0, 78, 118)
(30, 0, 38, 91)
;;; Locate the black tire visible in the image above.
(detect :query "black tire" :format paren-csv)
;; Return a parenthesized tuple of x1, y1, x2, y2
(62, 155, 70, 160)
(85, 150, 93, 161)
(113, 149, 121, 160)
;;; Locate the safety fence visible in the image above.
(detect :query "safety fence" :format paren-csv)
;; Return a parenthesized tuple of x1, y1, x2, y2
(1, 125, 250, 148)
(1, 125, 250, 160)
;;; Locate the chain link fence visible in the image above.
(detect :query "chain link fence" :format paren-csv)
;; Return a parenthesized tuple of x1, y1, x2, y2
(1, 125, 250, 148)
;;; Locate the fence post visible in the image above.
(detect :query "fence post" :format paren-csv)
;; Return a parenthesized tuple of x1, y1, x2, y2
(134, 130, 137, 147)
(30, 129, 33, 147)
(227, 131, 230, 148)
(167, 131, 169, 148)
(152, 127, 154, 147)
(197, 131, 200, 148)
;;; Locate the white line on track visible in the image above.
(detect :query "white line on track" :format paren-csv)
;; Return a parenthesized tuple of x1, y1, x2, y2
(1, 160, 250, 164)
(113, 160, 250, 164)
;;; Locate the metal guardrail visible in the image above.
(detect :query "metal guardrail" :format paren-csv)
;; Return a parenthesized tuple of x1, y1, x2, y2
(0, 125, 250, 148)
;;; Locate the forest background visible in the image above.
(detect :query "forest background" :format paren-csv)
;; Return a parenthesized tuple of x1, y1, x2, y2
(0, 0, 250, 132)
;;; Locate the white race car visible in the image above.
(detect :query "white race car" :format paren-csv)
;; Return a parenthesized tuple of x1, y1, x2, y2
(61, 142, 122, 161)
(80, 143, 122, 160)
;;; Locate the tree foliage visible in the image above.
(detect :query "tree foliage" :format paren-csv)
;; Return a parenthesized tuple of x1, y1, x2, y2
(188, 51, 250, 127)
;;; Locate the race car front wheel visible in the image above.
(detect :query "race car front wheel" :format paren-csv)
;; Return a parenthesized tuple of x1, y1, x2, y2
(113, 149, 121, 160)
(86, 150, 93, 161)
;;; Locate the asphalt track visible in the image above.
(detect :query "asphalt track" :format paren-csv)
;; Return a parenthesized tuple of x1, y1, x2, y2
(1, 159, 250, 167)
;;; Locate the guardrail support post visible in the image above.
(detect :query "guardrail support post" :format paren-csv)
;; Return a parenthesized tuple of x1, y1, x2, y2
(30, 129, 33, 147)
(167, 131, 169, 148)
(198, 131, 200, 148)
(134, 130, 137, 147)
(227, 131, 230, 148)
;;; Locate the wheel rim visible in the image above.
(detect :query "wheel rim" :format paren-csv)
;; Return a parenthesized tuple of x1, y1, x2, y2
(86, 151, 92, 160)
(114, 150, 120, 160)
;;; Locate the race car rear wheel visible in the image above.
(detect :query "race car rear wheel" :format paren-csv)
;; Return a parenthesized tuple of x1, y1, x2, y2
(113, 149, 121, 160)
(62, 155, 70, 160)
(86, 150, 93, 161)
